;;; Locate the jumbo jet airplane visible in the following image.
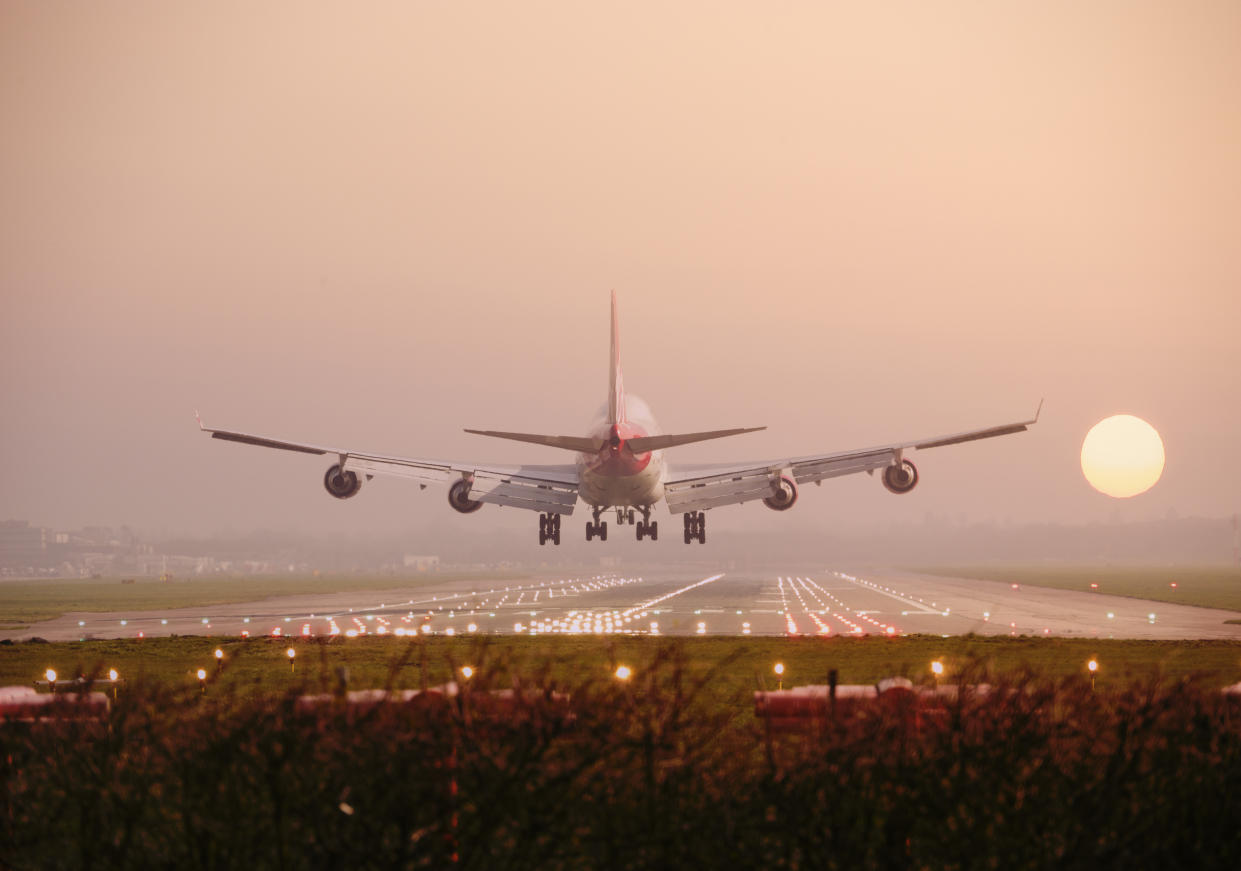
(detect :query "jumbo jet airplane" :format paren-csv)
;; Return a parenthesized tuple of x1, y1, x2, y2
(199, 293, 1039, 545)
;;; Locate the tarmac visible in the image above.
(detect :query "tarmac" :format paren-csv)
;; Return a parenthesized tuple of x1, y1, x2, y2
(6, 567, 1241, 642)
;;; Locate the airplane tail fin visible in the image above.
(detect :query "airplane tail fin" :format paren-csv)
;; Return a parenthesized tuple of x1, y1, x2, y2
(609, 290, 623, 424)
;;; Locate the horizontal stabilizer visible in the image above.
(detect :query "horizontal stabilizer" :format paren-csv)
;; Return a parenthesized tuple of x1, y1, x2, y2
(627, 427, 765, 453)
(464, 429, 605, 453)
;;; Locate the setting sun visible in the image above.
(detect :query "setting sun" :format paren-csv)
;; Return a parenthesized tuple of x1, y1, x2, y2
(1081, 415, 1165, 498)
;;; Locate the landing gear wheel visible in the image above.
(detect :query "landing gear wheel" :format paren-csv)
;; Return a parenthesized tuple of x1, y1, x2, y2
(682, 512, 706, 544)
(539, 513, 561, 546)
(599, 521, 608, 542)
(649, 521, 658, 541)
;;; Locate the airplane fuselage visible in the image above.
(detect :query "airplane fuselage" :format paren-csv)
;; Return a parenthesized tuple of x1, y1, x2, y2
(575, 400, 666, 509)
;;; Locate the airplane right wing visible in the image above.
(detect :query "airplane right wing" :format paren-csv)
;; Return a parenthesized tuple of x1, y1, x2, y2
(662, 402, 1041, 514)
(199, 416, 580, 515)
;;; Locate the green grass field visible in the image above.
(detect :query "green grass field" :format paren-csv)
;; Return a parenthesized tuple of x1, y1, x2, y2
(5, 635, 1240, 708)
(918, 564, 1241, 613)
(0, 572, 510, 628)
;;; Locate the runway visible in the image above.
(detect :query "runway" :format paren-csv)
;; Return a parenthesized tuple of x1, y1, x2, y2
(10, 567, 1241, 642)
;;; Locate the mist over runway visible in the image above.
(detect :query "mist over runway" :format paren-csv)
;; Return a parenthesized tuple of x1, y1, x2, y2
(12, 568, 1241, 643)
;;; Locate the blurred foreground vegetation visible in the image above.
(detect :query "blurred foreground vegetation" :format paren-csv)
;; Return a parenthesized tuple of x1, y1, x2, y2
(4, 641, 1240, 869)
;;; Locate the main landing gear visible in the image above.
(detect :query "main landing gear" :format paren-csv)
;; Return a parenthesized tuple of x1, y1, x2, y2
(585, 507, 608, 542)
(683, 511, 706, 544)
(538, 513, 561, 546)
(633, 506, 658, 541)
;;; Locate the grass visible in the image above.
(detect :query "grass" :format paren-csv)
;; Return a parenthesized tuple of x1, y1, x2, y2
(917, 564, 1241, 613)
(4, 641, 1241, 869)
(4, 635, 1240, 708)
(0, 572, 514, 627)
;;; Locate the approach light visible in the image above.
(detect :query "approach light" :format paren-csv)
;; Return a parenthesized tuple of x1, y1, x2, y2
(108, 668, 118, 682)
(45, 669, 56, 684)
(615, 665, 632, 681)
(196, 668, 207, 681)
(461, 666, 474, 680)
(1088, 659, 1098, 673)
(931, 660, 945, 677)
(214, 648, 224, 660)
(774, 663, 785, 676)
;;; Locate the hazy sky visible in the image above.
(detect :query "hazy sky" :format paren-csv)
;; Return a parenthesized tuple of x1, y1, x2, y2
(3, 2, 1239, 541)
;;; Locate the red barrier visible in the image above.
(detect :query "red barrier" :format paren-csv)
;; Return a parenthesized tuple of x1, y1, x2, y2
(0, 686, 110, 721)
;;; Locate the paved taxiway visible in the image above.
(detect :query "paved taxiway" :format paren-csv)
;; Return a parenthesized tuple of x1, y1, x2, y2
(7, 567, 1241, 642)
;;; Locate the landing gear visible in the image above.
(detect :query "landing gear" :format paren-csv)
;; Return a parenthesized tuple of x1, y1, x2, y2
(635, 506, 658, 541)
(615, 508, 636, 525)
(538, 513, 561, 546)
(585, 507, 608, 542)
(683, 511, 706, 544)
(585, 520, 608, 541)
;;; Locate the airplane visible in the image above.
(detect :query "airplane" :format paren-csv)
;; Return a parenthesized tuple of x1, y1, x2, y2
(199, 293, 1040, 545)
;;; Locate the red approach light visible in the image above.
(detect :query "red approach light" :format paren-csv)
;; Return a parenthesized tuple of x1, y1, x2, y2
(1090, 583, 1098, 589)
(1170, 582, 1178, 588)
(1011, 584, 1019, 590)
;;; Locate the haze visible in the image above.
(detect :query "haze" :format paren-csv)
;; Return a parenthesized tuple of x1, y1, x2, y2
(3, 2, 1238, 547)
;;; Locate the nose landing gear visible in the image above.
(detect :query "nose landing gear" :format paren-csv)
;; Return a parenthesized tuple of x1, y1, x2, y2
(538, 513, 561, 546)
(682, 511, 706, 544)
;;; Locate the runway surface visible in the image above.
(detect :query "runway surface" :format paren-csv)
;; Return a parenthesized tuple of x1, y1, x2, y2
(9, 567, 1241, 642)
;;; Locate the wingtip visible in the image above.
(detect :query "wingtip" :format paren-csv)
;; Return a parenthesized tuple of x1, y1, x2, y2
(1034, 398, 1044, 423)
(195, 409, 204, 430)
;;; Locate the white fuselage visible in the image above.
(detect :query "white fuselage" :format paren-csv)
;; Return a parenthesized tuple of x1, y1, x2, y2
(575, 395, 666, 509)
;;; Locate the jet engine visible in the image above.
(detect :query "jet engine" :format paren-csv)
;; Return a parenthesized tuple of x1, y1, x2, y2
(323, 463, 362, 499)
(448, 478, 484, 514)
(763, 475, 798, 511)
(882, 460, 919, 494)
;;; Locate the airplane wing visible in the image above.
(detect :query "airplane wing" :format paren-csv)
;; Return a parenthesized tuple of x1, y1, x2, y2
(197, 415, 580, 515)
(662, 402, 1041, 514)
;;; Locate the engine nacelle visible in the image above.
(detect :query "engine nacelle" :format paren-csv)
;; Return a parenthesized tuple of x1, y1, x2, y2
(763, 475, 798, 511)
(882, 459, 919, 494)
(448, 478, 484, 514)
(323, 463, 362, 499)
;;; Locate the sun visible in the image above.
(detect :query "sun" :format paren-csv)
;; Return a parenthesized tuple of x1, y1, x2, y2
(1080, 415, 1165, 498)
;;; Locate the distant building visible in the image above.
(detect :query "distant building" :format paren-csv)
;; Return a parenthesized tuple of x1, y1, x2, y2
(403, 554, 440, 572)
(0, 520, 49, 571)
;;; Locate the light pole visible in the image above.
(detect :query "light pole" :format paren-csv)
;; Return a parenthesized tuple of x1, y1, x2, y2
(196, 668, 207, 695)
(774, 662, 785, 691)
(214, 648, 224, 673)
(1087, 659, 1098, 692)
(287, 647, 296, 673)
(45, 669, 57, 694)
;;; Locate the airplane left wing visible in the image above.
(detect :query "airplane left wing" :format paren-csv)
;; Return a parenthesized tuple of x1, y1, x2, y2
(663, 402, 1041, 514)
(197, 416, 580, 514)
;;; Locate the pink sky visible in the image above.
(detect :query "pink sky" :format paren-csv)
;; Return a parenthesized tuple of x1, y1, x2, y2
(2, 3, 1238, 538)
